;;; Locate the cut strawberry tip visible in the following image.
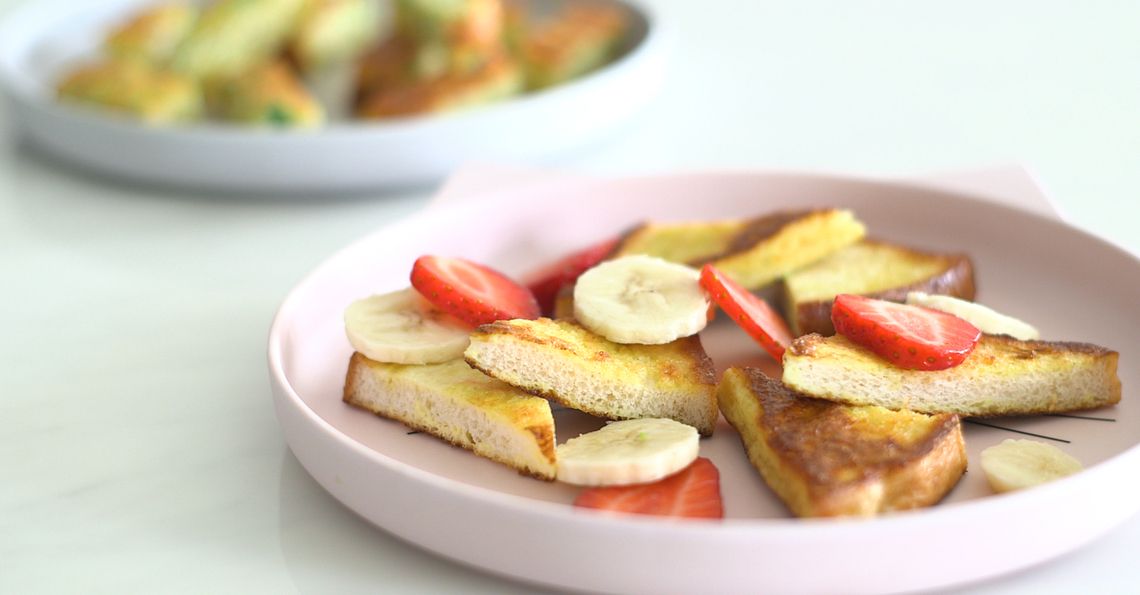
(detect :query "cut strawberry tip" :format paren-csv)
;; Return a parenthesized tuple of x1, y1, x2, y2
(524, 236, 620, 316)
(411, 255, 541, 327)
(831, 294, 982, 371)
(699, 264, 792, 362)
(573, 457, 724, 519)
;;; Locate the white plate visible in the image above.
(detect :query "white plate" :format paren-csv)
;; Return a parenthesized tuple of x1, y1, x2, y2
(267, 171, 1140, 594)
(0, 0, 667, 193)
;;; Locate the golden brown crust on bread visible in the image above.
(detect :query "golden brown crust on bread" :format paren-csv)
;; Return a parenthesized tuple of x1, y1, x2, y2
(356, 51, 521, 118)
(611, 219, 745, 268)
(783, 334, 1122, 416)
(343, 353, 557, 479)
(717, 209, 817, 263)
(465, 318, 718, 435)
(709, 209, 866, 289)
(785, 240, 977, 336)
(610, 209, 865, 290)
(355, 34, 417, 104)
(717, 368, 967, 517)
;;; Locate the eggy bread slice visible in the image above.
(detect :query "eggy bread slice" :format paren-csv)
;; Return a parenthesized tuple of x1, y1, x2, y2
(357, 52, 523, 118)
(171, 0, 306, 80)
(782, 333, 1122, 416)
(105, 3, 197, 64)
(613, 209, 866, 290)
(57, 60, 204, 124)
(464, 318, 718, 435)
(718, 368, 967, 517)
(213, 60, 324, 126)
(288, 0, 381, 73)
(518, 3, 629, 89)
(782, 240, 976, 336)
(343, 353, 557, 479)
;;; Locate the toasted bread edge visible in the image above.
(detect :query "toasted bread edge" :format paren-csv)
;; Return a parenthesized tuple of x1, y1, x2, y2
(789, 250, 976, 336)
(343, 353, 558, 480)
(718, 368, 967, 517)
(465, 320, 718, 435)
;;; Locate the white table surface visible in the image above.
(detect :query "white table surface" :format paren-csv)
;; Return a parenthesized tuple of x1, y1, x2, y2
(2, 1, 1138, 593)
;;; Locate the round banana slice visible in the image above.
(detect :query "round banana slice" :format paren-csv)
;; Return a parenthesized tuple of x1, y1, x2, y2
(980, 438, 1083, 493)
(906, 292, 1040, 340)
(573, 255, 709, 344)
(556, 418, 700, 486)
(344, 288, 471, 364)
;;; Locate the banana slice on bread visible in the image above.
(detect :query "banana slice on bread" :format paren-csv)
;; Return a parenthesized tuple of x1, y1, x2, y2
(573, 255, 709, 345)
(906, 292, 1039, 340)
(344, 288, 471, 364)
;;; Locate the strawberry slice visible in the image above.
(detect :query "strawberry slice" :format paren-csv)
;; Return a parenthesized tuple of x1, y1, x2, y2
(525, 237, 620, 315)
(410, 255, 540, 327)
(574, 457, 724, 519)
(699, 265, 792, 362)
(831, 294, 982, 371)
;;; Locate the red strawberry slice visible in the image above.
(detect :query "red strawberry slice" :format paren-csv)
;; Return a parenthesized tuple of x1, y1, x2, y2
(699, 265, 793, 362)
(831, 293, 982, 371)
(411, 255, 540, 327)
(525, 237, 620, 315)
(574, 457, 724, 519)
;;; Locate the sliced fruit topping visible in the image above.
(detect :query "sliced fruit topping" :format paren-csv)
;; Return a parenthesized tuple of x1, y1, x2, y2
(344, 288, 471, 364)
(699, 264, 792, 361)
(556, 418, 700, 487)
(574, 457, 724, 519)
(411, 255, 540, 327)
(980, 439, 1083, 493)
(831, 294, 982, 371)
(573, 255, 710, 345)
(525, 237, 620, 316)
(906, 292, 1040, 340)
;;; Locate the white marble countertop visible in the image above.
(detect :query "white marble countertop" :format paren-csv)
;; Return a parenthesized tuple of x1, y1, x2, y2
(2, 0, 1138, 593)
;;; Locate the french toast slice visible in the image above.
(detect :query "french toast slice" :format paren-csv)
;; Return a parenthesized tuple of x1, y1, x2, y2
(343, 353, 557, 479)
(782, 334, 1122, 416)
(782, 240, 976, 336)
(613, 209, 866, 290)
(718, 368, 967, 517)
(464, 318, 718, 435)
(355, 34, 417, 104)
(57, 60, 203, 123)
(394, 0, 505, 78)
(104, 3, 198, 64)
(357, 52, 523, 118)
(171, 0, 306, 80)
(289, 0, 382, 72)
(518, 3, 629, 89)
(213, 61, 324, 127)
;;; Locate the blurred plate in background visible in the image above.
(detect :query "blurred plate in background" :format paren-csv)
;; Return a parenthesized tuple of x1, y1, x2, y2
(0, 0, 667, 194)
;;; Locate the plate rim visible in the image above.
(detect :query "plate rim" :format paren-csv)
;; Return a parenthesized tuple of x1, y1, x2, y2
(0, 0, 668, 139)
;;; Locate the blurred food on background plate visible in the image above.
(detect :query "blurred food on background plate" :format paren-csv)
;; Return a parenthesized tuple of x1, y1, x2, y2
(54, 0, 630, 127)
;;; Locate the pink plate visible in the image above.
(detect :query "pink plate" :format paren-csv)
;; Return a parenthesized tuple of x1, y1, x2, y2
(268, 171, 1139, 594)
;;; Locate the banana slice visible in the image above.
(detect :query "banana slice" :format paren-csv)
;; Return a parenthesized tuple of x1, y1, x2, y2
(980, 439, 1083, 493)
(344, 288, 471, 364)
(556, 418, 700, 486)
(906, 292, 1040, 340)
(573, 255, 709, 344)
